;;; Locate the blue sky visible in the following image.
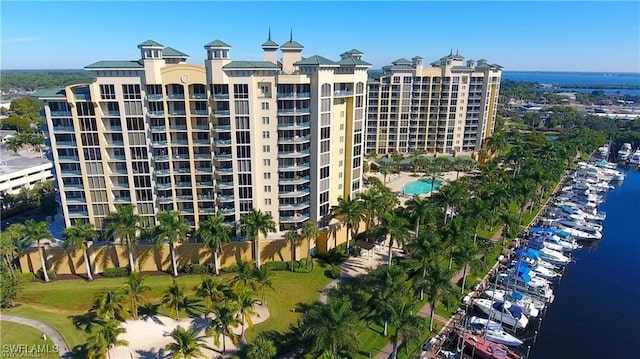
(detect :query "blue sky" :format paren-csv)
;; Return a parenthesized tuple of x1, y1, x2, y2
(1, 1, 639, 72)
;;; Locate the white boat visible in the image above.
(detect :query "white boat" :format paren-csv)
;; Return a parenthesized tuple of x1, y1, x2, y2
(557, 204, 606, 222)
(596, 145, 609, 159)
(484, 289, 547, 312)
(468, 316, 524, 347)
(629, 150, 640, 166)
(474, 299, 529, 329)
(515, 259, 560, 281)
(553, 223, 602, 240)
(528, 236, 570, 254)
(535, 246, 572, 265)
(497, 272, 554, 302)
(618, 143, 632, 161)
(529, 228, 581, 251)
(556, 217, 603, 233)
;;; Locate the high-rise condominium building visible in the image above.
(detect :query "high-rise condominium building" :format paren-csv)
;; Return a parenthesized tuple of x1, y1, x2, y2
(35, 35, 370, 234)
(366, 54, 502, 156)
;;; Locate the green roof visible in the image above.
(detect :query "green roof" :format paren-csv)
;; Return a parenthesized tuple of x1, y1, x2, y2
(262, 39, 279, 48)
(294, 55, 337, 66)
(162, 47, 189, 57)
(61, 78, 97, 86)
(31, 87, 66, 99)
(337, 57, 372, 67)
(138, 39, 163, 47)
(85, 61, 144, 69)
(205, 39, 231, 48)
(222, 61, 280, 69)
(280, 40, 304, 50)
(392, 58, 412, 65)
(451, 66, 473, 71)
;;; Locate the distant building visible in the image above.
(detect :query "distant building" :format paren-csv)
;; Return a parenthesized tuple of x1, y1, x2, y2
(366, 54, 502, 155)
(34, 35, 369, 234)
(0, 148, 53, 197)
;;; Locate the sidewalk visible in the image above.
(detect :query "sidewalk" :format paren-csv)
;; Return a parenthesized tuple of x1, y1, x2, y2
(0, 314, 70, 357)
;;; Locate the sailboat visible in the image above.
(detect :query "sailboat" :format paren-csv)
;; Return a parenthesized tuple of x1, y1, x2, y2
(461, 332, 521, 359)
(468, 316, 524, 347)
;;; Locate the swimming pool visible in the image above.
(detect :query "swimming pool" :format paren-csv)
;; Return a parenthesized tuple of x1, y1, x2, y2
(402, 179, 442, 196)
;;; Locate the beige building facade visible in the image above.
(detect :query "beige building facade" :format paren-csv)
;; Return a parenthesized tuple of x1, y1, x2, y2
(366, 53, 502, 156)
(35, 36, 370, 236)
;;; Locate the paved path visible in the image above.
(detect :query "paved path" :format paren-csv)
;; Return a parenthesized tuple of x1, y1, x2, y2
(0, 314, 70, 358)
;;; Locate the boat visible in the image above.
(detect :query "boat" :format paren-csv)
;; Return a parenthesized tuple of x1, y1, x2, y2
(461, 333, 521, 359)
(629, 150, 640, 166)
(533, 246, 572, 265)
(468, 316, 524, 347)
(474, 299, 529, 329)
(511, 259, 560, 282)
(497, 271, 554, 302)
(617, 143, 632, 161)
(483, 289, 547, 313)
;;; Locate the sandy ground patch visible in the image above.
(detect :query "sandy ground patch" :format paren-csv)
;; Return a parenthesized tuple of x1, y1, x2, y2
(109, 303, 270, 359)
(367, 170, 464, 205)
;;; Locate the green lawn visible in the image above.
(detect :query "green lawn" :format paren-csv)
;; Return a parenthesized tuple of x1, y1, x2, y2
(2, 262, 333, 353)
(0, 321, 59, 359)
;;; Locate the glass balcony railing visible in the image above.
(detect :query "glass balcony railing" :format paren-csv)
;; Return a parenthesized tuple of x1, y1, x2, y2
(148, 111, 165, 117)
(193, 139, 210, 145)
(114, 197, 131, 203)
(277, 135, 310, 144)
(157, 183, 172, 189)
(217, 195, 234, 202)
(214, 139, 232, 146)
(168, 110, 187, 116)
(219, 207, 235, 214)
(105, 125, 122, 131)
(192, 124, 209, 130)
(277, 108, 310, 115)
(146, 94, 163, 100)
(278, 149, 310, 157)
(166, 94, 185, 100)
(189, 94, 207, 99)
(211, 94, 229, 100)
(216, 167, 233, 173)
(155, 155, 169, 161)
(333, 90, 353, 97)
(279, 201, 311, 210)
(171, 140, 189, 145)
(51, 111, 72, 117)
(169, 125, 187, 130)
(213, 125, 231, 131)
(190, 110, 209, 116)
(278, 163, 311, 171)
(56, 141, 77, 146)
(151, 141, 167, 146)
(74, 93, 90, 100)
(196, 167, 212, 173)
(277, 122, 310, 129)
(211, 110, 231, 116)
(278, 176, 310, 184)
(193, 153, 211, 159)
(199, 207, 215, 214)
(217, 181, 234, 189)
(58, 156, 80, 161)
(52, 126, 74, 132)
(280, 214, 310, 223)
(106, 111, 120, 117)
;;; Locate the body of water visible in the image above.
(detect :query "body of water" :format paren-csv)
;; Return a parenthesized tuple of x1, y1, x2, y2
(529, 169, 640, 359)
(402, 179, 441, 196)
(502, 71, 640, 96)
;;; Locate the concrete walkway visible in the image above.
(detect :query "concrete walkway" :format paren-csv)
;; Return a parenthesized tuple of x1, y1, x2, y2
(0, 314, 70, 358)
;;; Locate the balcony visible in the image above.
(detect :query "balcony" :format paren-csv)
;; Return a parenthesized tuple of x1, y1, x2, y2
(105, 125, 122, 132)
(196, 181, 214, 187)
(154, 155, 169, 161)
(168, 110, 187, 116)
(193, 153, 211, 160)
(278, 149, 310, 158)
(191, 110, 209, 116)
(214, 139, 232, 146)
(216, 167, 233, 173)
(114, 197, 131, 203)
(197, 193, 214, 201)
(51, 110, 72, 117)
(176, 195, 193, 201)
(192, 124, 209, 130)
(199, 207, 215, 214)
(157, 183, 172, 189)
(217, 195, 234, 202)
(58, 156, 79, 161)
(278, 135, 310, 144)
(172, 154, 190, 160)
(334, 90, 353, 97)
(278, 163, 310, 171)
(151, 126, 166, 132)
(111, 168, 128, 175)
(158, 196, 173, 204)
(74, 93, 90, 100)
(278, 176, 310, 185)
(65, 197, 86, 204)
(112, 182, 129, 189)
(174, 168, 191, 174)
(280, 214, 310, 223)
(60, 170, 83, 176)
(56, 141, 77, 147)
(106, 140, 124, 147)
(171, 140, 189, 146)
(211, 94, 229, 100)
(277, 108, 310, 115)
(219, 207, 235, 215)
(213, 125, 231, 131)
(51, 126, 74, 132)
(279, 201, 311, 210)
(211, 110, 230, 116)
(148, 111, 165, 117)
(105, 111, 120, 117)
(169, 125, 187, 131)
(277, 121, 310, 129)
(146, 94, 163, 101)
(68, 211, 89, 217)
(189, 94, 207, 99)
(166, 94, 185, 100)
(277, 92, 311, 99)
(151, 140, 168, 147)
(280, 188, 311, 198)
(217, 181, 234, 189)
(64, 183, 84, 190)
(175, 182, 192, 188)
(193, 138, 210, 145)
(180, 208, 195, 214)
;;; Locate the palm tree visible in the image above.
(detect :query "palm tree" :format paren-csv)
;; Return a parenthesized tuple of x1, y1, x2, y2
(62, 220, 97, 281)
(231, 260, 255, 289)
(23, 219, 52, 282)
(104, 205, 142, 272)
(390, 150, 404, 172)
(284, 230, 302, 272)
(453, 157, 475, 180)
(240, 209, 276, 269)
(207, 301, 241, 356)
(246, 334, 277, 359)
(196, 214, 232, 275)
(331, 196, 364, 254)
(194, 277, 232, 316)
(454, 240, 484, 294)
(378, 160, 396, 185)
(165, 326, 207, 359)
(498, 210, 519, 246)
(234, 288, 259, 339)
(4, 136, 23, 155)
(391, 297, 425, 359)
(155, 210, 190, 277)
(365, 265, 407, 337)
(122, 272, 150, 320)
(85, 319, 128, 359)
(250, 265, 274, 304)
(466, 197, 489, 243)
(405, 195, 431, 238)
(486, 130, 508, 156)
(301, 221, 319, 268)
(379, 212, 410, 267)
(423, 265, 454, 332)
(409, 149, 425, 176)
(92, 289, 125, 322)
(442, 217, 471, 270)
(408, 231, 442, 300)
(435, 180, 469, 224)
(302, 299, 360, 358)
(162, 280, 186, 320)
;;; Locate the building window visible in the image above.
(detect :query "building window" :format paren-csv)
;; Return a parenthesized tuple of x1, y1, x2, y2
(262, 117, 270, 125)
(233, 84, 249, 99)
(340, 124, 344, 131)
(261, 102, 269, 110)
(263, 159, 270, 166)
(264, 185, 271, 192)
(100, 84, 116, 100)
(262, 131, 270, 139)
(122, 84, 141, 99)
(262, 145, 270, 153)
(265, 198, 272, 205)
(263, 172, 271, 179)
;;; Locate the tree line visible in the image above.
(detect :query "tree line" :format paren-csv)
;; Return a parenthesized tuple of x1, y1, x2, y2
(1, 70, 88, 92)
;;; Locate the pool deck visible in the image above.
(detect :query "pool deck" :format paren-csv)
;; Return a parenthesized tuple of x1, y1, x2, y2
(368, 170, 465, 205)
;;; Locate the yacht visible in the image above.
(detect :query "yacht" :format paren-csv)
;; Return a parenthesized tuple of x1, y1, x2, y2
(484, 289, 547, 313)
(618, 143, 632, 161)
(461, 333, 521, 359)
(497, 272, 554, 302)
(474, 299, 529, 329)
(629, 149, 640, 166)
(468, 316, 524, 347)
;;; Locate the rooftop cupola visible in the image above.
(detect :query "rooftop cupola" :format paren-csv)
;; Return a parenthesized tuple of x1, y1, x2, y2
(280, 30, 303, 74)
(261, 27, 279, 64)
(138, 39, 164, 60)
(204, 39, 232, 61)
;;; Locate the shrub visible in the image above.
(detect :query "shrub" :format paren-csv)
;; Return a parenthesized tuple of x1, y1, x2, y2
(298, 258, 308, 268)
(36, 269, 56, 281)
(263, 261, 289, 271)
(17, 272, 35, 283)
(102, 267, 130, 278)
(222, 264, 239, 273)
(330, 265, 341, 278)
(183, 263, 210, 274)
